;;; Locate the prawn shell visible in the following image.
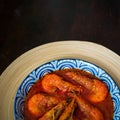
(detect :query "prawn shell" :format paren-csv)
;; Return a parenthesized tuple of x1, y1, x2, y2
(41, 73, 82, 95)
(75, 94, 104, 120)
(55, 69, 108, 103)
(24, 93, 61, 120)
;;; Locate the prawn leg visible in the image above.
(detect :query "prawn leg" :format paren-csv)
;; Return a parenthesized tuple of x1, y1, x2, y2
(59, 98, 76, 120)
(55, 69, 108, 103)
(39, 100, 68, 120)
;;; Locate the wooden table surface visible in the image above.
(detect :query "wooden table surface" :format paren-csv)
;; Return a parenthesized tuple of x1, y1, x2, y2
(0, 0, 120, 74)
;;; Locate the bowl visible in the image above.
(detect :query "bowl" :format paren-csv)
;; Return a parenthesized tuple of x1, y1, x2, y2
(14, 58, 120, 120)
(0, 41, 120, 120)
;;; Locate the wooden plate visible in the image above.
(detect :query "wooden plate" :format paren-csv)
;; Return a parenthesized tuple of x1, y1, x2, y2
(0, 41, 120, 120)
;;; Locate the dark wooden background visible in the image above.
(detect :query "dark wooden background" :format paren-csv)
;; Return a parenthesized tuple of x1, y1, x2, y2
(0, 0, 120, 74)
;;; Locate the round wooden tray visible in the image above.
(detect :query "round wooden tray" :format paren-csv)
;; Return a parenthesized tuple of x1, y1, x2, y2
(0, 41, 120, 120)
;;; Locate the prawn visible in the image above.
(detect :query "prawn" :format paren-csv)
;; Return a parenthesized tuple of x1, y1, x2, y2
(39, 100, 68, 120)
(73, 94, 104, 120)
(41, 73, 82, 95)
(27, 93, 61, 117)
(59, 98, 76, 120)
(55, 69, 108, 103)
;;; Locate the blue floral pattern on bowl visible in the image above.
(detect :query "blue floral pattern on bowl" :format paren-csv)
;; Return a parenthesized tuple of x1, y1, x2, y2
(14, 59, 120, 120)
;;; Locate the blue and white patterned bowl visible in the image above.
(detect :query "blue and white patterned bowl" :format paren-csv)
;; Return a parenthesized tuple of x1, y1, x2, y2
(14, 59, 120, 120)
